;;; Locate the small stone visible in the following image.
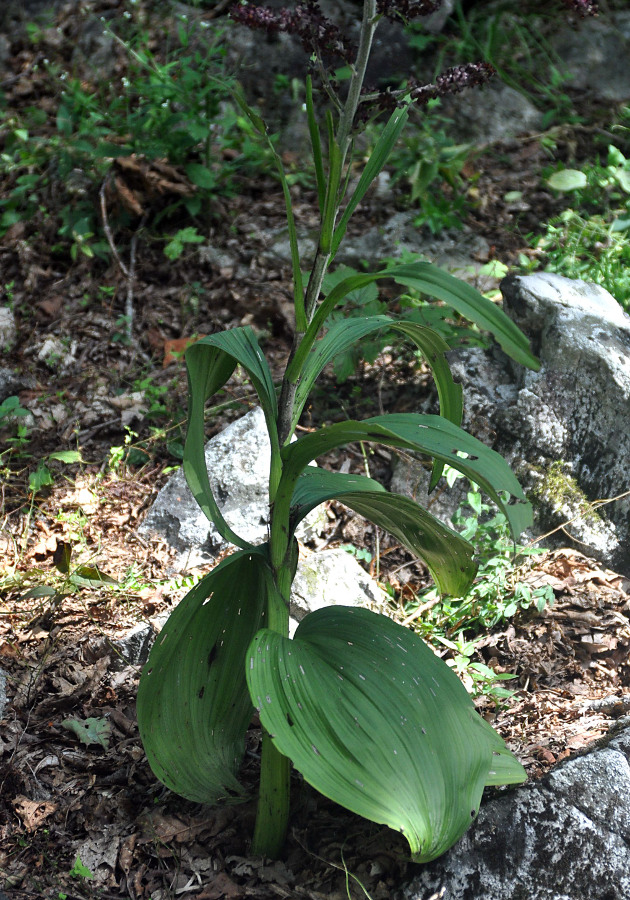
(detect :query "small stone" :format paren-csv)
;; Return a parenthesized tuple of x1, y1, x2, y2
(0, 307, 16, 351)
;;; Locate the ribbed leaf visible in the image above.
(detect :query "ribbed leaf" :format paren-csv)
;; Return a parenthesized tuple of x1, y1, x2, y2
(184, 329, 278, 550)
(290, 316, 462, 441)
(137, 549, 269, 804)
(287, 260, 539, 384)
(281, 414, 532, 539)
(291, 469, 475, 597)
(246, 606, 526, 862)
(331, 105, 410, 258)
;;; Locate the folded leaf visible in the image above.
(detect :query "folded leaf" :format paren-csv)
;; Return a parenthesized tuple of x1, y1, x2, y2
(137, 549, 269, 804)
(247, 606, 526, 862)
(291, 468, 475, 596)
(290, 316, 462, 442)
(282, 414, 533, 540)
(184, 329, 278, 549)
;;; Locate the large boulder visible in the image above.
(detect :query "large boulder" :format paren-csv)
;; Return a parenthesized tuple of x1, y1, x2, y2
(403, 720, 630, 900)
(393, 273, 630, 575)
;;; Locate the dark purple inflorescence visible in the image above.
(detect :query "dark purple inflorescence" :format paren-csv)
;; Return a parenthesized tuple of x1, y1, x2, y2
(562, 0, 598, 15)
(230, 2, 355, 63)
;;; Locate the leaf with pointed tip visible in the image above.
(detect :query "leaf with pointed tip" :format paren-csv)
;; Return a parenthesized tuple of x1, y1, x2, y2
(184, 329, 277, 550)
(246, 606, 526, 862)
(137, 549, 269, 804)
(281, 414, 532, 540)
(290, 469, 475, 597)
(290, 316, 462, 447)
(287, 261, 539, 384)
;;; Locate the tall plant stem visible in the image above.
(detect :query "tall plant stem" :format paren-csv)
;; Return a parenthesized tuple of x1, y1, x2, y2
(251, 565, 292, 857)
(276, 0, 378, 447)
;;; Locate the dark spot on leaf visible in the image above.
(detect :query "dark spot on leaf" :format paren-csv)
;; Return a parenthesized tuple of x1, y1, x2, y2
(471, 809, 476, 818)
(287, 713, 294, 727)
(207, 645, 218, 667)
(198, 686, 205, 700)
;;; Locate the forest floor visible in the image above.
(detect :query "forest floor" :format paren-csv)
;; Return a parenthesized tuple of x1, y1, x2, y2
(1, 2, 630, 898)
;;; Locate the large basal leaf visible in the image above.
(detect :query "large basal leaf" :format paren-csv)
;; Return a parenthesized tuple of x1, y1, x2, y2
(137, 549, 269, 804)
(281, 414, 533, 540)
(290, 316, 462, 444)
(290, 468, 475, 597)
(184, 328, 278, 550)
(246, 606, 526, 862)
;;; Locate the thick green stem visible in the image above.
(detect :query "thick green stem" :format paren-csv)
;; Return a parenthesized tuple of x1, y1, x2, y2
(252, 568, 292, 857)
(251, 731, 291, 858)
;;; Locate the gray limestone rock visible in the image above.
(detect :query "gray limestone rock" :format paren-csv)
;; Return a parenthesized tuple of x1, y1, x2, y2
(0, 667, 7, 720)
(140, 408, 324, 570)
(394, 273, 630, 575)
(441, 82, 544, 146)
(0, 307, 16, 351)
(290, 548, 389, 623)
(551, 11, 630, 103)
(403, 721, 630, 900)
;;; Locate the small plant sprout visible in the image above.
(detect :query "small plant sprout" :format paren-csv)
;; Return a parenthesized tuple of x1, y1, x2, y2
(137, 0, 593, 863)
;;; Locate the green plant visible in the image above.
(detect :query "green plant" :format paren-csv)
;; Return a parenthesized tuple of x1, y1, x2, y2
(526, 141, 630, 310)
(132, 0, 591, 865)
(385, 99, 473, 232)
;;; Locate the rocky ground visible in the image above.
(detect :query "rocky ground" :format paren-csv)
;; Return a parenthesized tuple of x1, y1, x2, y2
(1, 1, 630, 898)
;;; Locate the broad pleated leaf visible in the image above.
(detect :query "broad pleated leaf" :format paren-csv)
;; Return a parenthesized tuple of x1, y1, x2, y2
(290, 469, 475, 597)
(246, 606, 526, 862)
(290, 316, 462, 441)
(281, 414, 532, 540)
(184, 329, 278, 549)
(137, 549, 269, 804)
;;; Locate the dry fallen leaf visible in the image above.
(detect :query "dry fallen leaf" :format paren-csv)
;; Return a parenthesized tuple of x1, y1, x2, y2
(13, 796, 57, 832)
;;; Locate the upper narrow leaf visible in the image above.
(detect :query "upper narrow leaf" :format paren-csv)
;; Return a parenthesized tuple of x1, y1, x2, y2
(291, 468, 475, 597)
(184, 329, 278, 549)
(282, 414, 533, 540)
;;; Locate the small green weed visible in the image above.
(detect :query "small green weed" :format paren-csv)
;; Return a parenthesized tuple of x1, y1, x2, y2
(404, 473, 554, 700)
(526, 137, 630, 311)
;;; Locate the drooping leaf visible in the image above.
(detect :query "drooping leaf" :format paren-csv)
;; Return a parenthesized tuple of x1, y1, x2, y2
(246, 606, 526, 863)
(281, 414, 532, 540)
(287, 261, 538, 385)
(184, 329, 278, 549)
(290, 468, 475, 597)
(137, 549, 269, 804)
(290, 316, 462, 445)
